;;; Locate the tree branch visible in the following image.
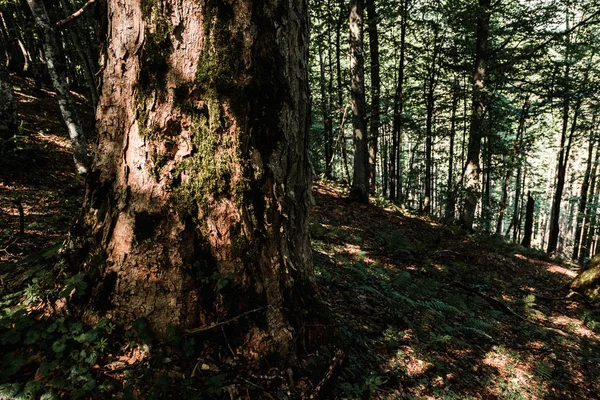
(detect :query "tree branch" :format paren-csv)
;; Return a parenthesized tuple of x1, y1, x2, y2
(55, 0, 96, 29)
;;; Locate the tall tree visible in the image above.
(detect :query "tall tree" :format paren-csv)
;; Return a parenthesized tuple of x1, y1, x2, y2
(459, 0, 491, 230)
(366, 0, 380, 195)
(69, 0, 320, 366)
(26, 0, 89, 174)
(574, 130, 598, 260)
(349, 0, 369, 203)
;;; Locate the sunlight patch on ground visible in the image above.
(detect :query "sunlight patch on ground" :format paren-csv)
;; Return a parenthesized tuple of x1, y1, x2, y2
(545, 265, 577, 278)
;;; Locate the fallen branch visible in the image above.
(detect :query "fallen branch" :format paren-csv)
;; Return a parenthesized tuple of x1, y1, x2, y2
(56, 0, 96, 29)
(309, 349, 345, 400)
(183, 307, 267, 336)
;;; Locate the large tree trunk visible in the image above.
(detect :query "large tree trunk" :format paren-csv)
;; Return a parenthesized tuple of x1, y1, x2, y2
(366, 0, 380, 195)
(26, 0, 89, 174)
(459, 0, 490, 230)
(0, 56, 16, 152)
(349, 0, 369, 203)
(69, 0, 318, 367)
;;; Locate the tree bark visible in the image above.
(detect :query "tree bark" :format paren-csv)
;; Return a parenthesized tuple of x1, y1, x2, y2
(365, 0, 380, 195)
(459, 0, 490, 230)
(68, 0, 318, 367)
(349, 0, 369, 203)
(26, 0, 89, 174)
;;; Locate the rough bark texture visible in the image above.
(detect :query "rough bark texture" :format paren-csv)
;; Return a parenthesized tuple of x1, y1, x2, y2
(459, 0, 490, 230)
(349, 0, 368, 203)
(26, 0, 89, 174)
(70, 0, 317, 366)
(0, 57, 16, 152)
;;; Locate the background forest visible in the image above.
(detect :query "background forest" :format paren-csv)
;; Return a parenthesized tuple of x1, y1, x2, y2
(309, 0, 600, 260)
(1, 0, 600, 398)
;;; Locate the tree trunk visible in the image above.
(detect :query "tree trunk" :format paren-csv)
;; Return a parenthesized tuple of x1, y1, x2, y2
(68, 0, 319, 367)
(58, 0, 98, 107)
(459, 0, 490, 230)
(318, 45, 333, 178)
(423, 25, 439, 214)
(390, 0, 407, 201)
(26, 0, 89, 174)
(445, 77, 459, 222)
(366, 0, 380, 195)
(547, 93, 581, 253)
(0, 55, 16, 152)
(521, 191, 534, 248)
(582, 142, 600, 262)
(573, 130, 596, 260)
(349, 0, 369, 203)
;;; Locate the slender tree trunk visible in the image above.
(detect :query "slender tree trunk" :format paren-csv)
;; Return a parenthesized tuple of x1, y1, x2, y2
(445, 77, 459, 222)
(26, 0, 89, 174)
(547, 93, 581, 253)
(366, 0, 380, 195)
(512, 162, 523, 242)
(496, 97, 528, 235)
(318, 46, 333, 178)
(68, 0, 320, 367)
(349, 0, 369, 203)
(58, 0, 98, 106)
(581, 142, 600, 262)
(390, 0, 407, 201)
(0, 55, 16, 152)
(573, 130, 596, 260)
(459, 0, 491, 230)
(423, 26, 439, 214)
(521, 192, 534, 247)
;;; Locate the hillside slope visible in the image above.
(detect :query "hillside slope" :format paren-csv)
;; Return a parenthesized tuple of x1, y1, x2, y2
(311, 183, 600, 399)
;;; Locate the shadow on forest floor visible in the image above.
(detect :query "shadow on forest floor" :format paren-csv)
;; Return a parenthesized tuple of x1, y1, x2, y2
(311, 182, 600, 399)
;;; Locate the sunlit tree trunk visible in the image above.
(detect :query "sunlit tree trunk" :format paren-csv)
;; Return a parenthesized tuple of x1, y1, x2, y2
(26, 0, 89, 174)
(459, 0, 490, 230)
(349, 0, 369, 203)
(68, 0, 319, 366)
(318, 45, 333, 178)
(573, 130, 597, 260)
(582, 143, 600, 262)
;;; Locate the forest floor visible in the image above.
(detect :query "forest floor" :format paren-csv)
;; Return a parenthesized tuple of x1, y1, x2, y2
(0, 78, 599, 399)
